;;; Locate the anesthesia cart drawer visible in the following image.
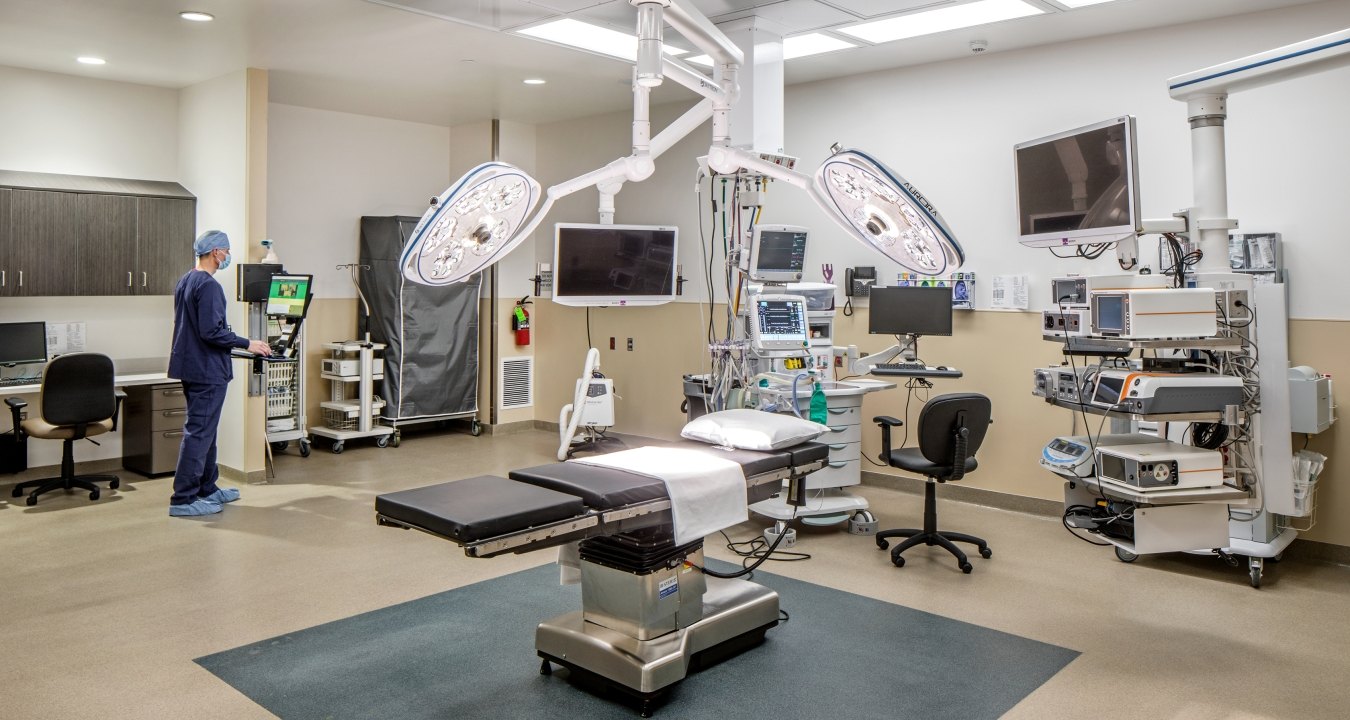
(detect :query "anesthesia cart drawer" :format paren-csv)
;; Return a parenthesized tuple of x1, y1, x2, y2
(150, 385, 187, 410)
(823, 423, 861, 444)
(823, 405, 861, 425)
(825, 442, 861, 464)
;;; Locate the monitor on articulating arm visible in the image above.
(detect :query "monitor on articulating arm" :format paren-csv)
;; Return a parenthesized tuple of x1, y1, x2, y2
(1015, 116, 1142, 248)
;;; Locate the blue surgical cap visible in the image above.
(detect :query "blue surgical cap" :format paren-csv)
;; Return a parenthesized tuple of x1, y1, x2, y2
(194, 230, 230, 256)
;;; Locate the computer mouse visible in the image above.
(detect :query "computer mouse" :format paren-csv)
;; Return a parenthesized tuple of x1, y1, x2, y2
(936, 366, 948, 371)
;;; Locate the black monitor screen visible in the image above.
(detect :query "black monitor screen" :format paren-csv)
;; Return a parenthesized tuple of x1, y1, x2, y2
(755, 230, 807, 274)
(0, 321, 47, 365)
(1015, 117, 1138, 247)
(868, 287, 953, 336)
(555, 225, 676, 299)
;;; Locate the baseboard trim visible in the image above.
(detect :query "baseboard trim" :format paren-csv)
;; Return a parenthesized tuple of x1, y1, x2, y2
(1284, 539, 1350, 566)
(219, 465, 268, 485)
(534, 420, 560, 433)
(481, 420, 538, 436)
(861, 470, 1063, 518)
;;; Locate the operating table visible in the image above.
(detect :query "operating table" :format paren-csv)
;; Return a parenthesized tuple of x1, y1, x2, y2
(375, 438, 829, 716)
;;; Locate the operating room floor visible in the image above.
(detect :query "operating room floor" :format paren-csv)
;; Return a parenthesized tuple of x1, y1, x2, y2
(2, 428, 1347, 720)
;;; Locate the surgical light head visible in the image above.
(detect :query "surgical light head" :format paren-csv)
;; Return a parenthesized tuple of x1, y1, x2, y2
(814, 149, 963, 276)
(401, 163, 541, 285)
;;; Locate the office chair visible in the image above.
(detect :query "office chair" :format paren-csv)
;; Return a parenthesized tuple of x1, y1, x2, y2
(873, 393, 993, 573)
(7, 353, 125, 507)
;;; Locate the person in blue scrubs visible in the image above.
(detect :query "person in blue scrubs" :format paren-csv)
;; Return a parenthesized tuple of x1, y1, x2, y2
(167, 230, 272, 517)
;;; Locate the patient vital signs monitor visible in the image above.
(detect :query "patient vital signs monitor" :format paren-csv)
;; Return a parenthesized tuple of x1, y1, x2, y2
(266, 274, 312, 318)
(868, 286, 953, 337)
(1015, 116, 1141, 247)
(744, 225, 808, 282)
(750, 295, 809, 352)
(0, 321, 47, 365)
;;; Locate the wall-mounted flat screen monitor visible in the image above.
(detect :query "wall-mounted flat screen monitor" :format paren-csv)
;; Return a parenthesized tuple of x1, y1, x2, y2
(0, 321, 47, 365)
(868, 286, 953, 337)
(266, 274, 312, 318)
(553, 223, 678, 307)
(1015, 116, 1141, 247)
(748, 225, 807, 282)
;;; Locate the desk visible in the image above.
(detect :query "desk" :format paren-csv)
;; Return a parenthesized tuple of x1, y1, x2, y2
(0, 357, 169, 395)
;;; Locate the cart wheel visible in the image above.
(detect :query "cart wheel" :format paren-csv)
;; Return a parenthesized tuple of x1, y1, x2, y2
(1249, 557, 1263, 589)
(1115, 546, 1138, 563)
(270, 441, 289, 453)
(331, 441, 344, 454)
(376, 435, 390, 449)
(299, 440, 311, 458)
(1269, 551, 1284, 563)
(470, 420, 483, 437)
(391, 432, 401, 448)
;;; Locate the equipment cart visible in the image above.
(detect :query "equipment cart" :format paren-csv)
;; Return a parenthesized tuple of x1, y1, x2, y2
(310, 340, 394, 453)
(264, 356, 310, 457)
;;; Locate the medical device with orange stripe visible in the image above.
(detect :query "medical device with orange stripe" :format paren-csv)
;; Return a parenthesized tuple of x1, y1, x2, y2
(1095, 441, 1225, 491)
(1089, 287, 1217, 339)
(1089, 369, 1243, 414)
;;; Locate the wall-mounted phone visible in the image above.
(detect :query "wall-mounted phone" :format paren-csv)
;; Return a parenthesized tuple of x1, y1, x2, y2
(845, 266, 877, 297)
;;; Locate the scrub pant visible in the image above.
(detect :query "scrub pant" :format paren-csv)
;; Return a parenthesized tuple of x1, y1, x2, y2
(171, 381, 228, 506)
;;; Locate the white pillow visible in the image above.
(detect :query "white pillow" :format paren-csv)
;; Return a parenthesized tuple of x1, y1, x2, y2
(681, 409, 829, 451)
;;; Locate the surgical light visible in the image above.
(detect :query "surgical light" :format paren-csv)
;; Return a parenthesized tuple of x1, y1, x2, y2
(815, 149, 963, 275)
(837, 0, 1042, 45)
(401, 163, 540, 285)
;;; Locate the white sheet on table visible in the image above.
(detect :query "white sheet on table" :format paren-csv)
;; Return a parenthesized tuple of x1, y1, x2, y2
(571, 446, 746, 546)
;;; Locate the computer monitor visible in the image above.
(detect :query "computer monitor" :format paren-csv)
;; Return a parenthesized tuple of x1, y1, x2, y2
(1015, 116, 1141, 248)
(868, 286, 953, 337)
(746, 225, 808, 282)
(0, 322, 48, 365)
(553, 223, 678, 307)
(749, 295, 809, 352)
(266, 274, 312, 318)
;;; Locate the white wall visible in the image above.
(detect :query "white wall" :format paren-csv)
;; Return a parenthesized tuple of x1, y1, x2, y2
(268, 103, 452, 299)
(0, 66, 182, 466)
(179, 71, 251, 473)
(532, 1, 1350, 321)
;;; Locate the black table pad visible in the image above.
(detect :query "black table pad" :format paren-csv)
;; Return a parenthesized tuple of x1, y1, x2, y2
(376, 476, 587, 543)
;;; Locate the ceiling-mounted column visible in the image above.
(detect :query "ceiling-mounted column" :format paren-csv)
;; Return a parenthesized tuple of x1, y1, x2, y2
(717, 16, 785, 155)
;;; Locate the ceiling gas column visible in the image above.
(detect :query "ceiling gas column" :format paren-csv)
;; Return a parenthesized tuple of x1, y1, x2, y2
(717, 16, 786, 155)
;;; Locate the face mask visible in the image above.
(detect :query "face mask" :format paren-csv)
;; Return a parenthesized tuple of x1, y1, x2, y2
(217, 250, 232, 271)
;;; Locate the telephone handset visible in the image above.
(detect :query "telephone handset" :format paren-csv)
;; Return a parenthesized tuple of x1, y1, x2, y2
(845, 266, 877, 297)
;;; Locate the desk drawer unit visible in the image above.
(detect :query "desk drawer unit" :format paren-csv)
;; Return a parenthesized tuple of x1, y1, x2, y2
(123, 382, 186, 476)
(807, 394, 863, 490)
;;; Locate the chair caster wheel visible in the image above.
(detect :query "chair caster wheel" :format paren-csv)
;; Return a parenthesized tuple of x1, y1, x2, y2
(540, 659, 551, 676)
(110, 478, 121, 490)
(26, 494, 38, 506)
(960, 562, 973, 574)
(891, 555, 905, 568)
(11, 487, 21, 498)
(877, 539, 889, 551)
(90, 490, 100, 501)
(980, 547, 992, 559)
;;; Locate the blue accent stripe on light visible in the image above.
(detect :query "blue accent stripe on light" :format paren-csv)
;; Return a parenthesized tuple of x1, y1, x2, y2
(1170, 36, 1350, 90)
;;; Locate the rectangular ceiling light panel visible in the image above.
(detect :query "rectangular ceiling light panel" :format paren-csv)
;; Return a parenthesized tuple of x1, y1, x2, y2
(1055, 0, 1119, 7)
(837, 0, 1042, 44)
(518, 18, 691, 61)
(784, 33, 857, 60)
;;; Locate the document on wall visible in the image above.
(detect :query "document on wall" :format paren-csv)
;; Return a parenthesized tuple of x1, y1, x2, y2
(991, 275, 1029, 310)
(47, 322, 87, 356)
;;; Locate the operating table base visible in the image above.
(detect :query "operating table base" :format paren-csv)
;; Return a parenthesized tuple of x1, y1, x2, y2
(536, 577, 779, 717)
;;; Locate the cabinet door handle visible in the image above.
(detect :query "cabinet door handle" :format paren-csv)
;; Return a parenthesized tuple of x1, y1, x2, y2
(828, 426, 846, 433)
(142, 272, 147, 287)
(828, 461, 849, 469)
(17, 270, 21, 287)
(161, 390, 184, 398)
(828, 408, 849, 415)
(162, 430, 185, 439)
(161, 409, 187, 417)
(1, 270, 5, 286)
(828, 443, 848, 450)
(127, 271, 133, 287)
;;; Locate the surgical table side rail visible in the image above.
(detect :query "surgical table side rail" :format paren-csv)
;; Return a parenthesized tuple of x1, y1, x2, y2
(375, 445, 827, 559)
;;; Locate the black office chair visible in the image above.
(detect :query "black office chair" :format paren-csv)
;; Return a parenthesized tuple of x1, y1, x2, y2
(873, 393, 993, 573)
(6, 353, 125, 506)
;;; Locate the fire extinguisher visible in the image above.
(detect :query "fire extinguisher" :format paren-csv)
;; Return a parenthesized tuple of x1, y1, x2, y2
(512, 297, 532, 346)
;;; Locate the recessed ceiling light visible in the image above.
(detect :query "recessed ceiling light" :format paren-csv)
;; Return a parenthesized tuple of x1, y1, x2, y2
(1056, 0, 1118, 7)
(784, 33, 857, 60)
(837, 0, 1042, 44)
(179, 11, 214, 22)
(77, 56, 106, 65)
(523, 78, 547, 85)
(517, 18, 688, 63)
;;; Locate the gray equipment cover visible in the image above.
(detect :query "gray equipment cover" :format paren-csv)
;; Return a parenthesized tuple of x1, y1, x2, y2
(359, 216, 480, 421)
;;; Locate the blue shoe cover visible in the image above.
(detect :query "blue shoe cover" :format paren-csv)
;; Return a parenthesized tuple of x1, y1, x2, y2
(201, 487, 241, 504)
(169, 499, 223, 517)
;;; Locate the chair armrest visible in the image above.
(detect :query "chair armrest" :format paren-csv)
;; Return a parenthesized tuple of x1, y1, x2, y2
(5, 397, 26, 437)
(112, 390, 127, 432)
(873, 415, 902, 461)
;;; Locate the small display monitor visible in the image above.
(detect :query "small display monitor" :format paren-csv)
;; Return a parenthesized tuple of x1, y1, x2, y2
(747, 225, 808, 282)
(1092, 293, 1127, 336)
(1015, 116, 1141, 247)
(553, 223, 678, 307)
(868, 286, 953, 337)
(0, 321, 47, 365)
(266, 274, 312, 318)
(750, 295, 809, 352)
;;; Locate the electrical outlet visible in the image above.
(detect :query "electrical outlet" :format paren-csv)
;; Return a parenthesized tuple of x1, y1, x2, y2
(609, 337, 615, 350)
(627, 338, 634, 351)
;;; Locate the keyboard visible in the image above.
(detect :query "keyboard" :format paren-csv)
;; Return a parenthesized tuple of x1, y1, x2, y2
(876, 362, 927, 372)
(870, 363, 963, 378)
(0, 376, 41, 387)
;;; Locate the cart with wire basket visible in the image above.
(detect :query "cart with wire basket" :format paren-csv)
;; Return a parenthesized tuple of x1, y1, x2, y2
(264, 356, 310, 458)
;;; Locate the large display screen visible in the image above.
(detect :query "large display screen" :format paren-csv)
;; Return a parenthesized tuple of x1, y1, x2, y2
(1015, 116, 1140, 247)
(553, 224, 678, 307)
(267, 275, 311, 318)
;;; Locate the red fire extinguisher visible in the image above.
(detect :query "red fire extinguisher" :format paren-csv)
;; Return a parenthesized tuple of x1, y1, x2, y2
(512, 297, 532, 345)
